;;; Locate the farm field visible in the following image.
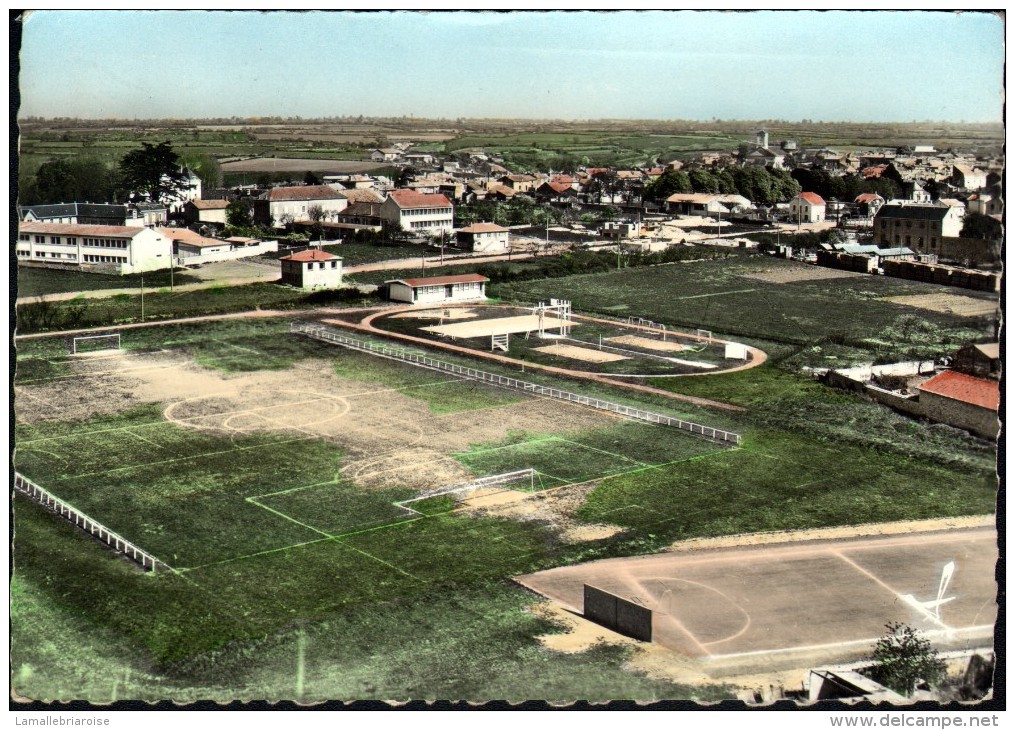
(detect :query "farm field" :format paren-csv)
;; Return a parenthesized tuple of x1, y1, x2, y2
(492, 255, 998, 367)
(11, 317, 997, 701)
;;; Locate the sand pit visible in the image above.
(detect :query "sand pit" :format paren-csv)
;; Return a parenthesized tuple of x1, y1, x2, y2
(422, 314, 575, 339)
(391, 308, 478, 321)
(741, 266, 864, 284)
(608, 335, 687, 352)
(534, 344, 629, 363)
(885, 293, 999, 317)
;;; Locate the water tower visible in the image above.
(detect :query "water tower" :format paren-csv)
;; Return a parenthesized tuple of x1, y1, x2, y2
(755, 129, 769, 150)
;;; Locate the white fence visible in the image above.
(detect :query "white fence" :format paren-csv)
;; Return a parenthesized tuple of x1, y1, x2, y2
(291, 322, 741, 445)
(14, 472, 167, 572)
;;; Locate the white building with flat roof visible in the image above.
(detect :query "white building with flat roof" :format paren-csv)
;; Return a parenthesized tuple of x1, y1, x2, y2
(17, 222, 172, 274)
(386, 273, 488, 305)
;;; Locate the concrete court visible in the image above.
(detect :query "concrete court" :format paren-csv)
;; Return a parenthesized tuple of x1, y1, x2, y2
(516, 527, 997, 675)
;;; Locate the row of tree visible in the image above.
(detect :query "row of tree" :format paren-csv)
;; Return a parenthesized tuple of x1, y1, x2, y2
(642, 166, 802, 206)
(19, 142, 223, 206)
(790, 168, 901, 204)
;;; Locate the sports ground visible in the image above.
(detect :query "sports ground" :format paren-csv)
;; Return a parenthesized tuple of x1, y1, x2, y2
(517, 526, 998, 677)
(11, 316, 998, 701)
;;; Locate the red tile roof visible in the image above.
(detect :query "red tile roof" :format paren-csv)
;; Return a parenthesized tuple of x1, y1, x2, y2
(458, 223, 508, 233)
(541, 181, 574, 194)
(797, 192, 826, 206)
(919, 370, 999, 410)
(267, 185, 345, 202)
(388, 273, 489, 287)
(280, 249, 339, 262)
(854, 193, 881, 204)
(19, 222, 148, 237)
(387, 190, 452, 209)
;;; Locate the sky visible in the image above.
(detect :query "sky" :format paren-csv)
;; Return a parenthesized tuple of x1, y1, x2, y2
(15, 10, 1006, 123)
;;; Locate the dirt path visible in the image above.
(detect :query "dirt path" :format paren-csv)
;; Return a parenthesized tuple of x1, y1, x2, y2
(12, 306, 394, 341)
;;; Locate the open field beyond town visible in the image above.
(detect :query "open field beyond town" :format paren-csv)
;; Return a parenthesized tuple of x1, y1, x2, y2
(11, 316, 997, 702)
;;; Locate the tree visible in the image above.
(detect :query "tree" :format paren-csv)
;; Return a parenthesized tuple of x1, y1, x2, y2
(961, 213, 1002, 241)
(864, 622, 947, 696)
(118, 142, 189, 203)
(226, 199, 253, 229)
(307, 204, 327, 240)
(303, 170, 321, 186)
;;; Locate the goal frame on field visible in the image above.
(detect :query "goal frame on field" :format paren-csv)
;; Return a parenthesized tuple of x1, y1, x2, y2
(69, 333, 121, 355)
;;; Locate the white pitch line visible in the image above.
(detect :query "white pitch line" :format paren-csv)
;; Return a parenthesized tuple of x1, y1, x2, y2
(706, 625, 996, 662)
(833, 551, 953, 632)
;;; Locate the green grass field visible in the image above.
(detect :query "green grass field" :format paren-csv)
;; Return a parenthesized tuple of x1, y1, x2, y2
(17, 266, 204, 298)
(493, 255, 998, 366)
(11, 317, 997, 701)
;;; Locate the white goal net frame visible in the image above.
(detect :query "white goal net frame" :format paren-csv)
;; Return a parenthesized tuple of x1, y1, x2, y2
(70, 333, 121, 355)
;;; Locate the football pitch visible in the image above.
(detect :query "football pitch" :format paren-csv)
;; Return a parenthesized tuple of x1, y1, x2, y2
(14, 327, 728, 576)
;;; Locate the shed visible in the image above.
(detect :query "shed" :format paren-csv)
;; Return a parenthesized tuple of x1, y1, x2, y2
(386, 273, 489, 305)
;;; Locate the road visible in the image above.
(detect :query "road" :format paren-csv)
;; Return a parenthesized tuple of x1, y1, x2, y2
(15, 249, 546, 305)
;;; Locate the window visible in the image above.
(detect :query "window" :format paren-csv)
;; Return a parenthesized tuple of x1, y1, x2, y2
(330, 261, 337, 269)
(34, 235, 44, 243)
(50, 236, 60, 244)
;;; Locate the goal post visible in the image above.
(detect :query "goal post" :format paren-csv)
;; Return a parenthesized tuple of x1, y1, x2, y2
(69, 333, 121, 355)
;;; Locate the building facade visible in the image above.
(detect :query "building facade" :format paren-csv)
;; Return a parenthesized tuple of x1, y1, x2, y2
(789, 192, 826, 223)
(279, 249, 343, 289)
(379, 190, 454, 236)
(872, 203, 964, 253)
(917, 370, 999, 439)
(17, 222, 172, 274)
(386, 273, 488, 305)
(254, 186, 349, 227)
(456, 223, 509, 253)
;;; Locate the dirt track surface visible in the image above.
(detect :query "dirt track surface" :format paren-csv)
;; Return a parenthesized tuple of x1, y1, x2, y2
(336, 305, 762, 411)
(516, 523, 997, 680)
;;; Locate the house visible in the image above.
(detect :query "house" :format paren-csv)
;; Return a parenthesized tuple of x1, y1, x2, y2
(952, 343, 1000, 380)
(665, 193, 750, 216)
(534, 181, 579, 204)
(158, 227, 234, 260)
(788, 192, 826, 223)
(132, 202, 169, 226)
(385, 273, 489, 305)
(279, 249, 342, 290)
(743, 145, 786, 169)
(370, 148, 402, 162)
(853, 193, 885, 218)
(952, 164, 988, 191)
(872, 202, 963, 252)
(601, 221, 643, 240)
(966, 192, 1004, 217)
(17, 222, 172, 274)
(183, 199, 230, 226)
(379, 190, 454, 236)
(917, 370, 999, 439)
(497, 174, 537, 193)
(19, 203, 133, 227)
(253, 185, 348, 227)
(457, 222, 509, 254)
(485, 184, 517, 201)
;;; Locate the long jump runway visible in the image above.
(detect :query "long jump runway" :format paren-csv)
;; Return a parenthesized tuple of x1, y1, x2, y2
(517, 527, 997, 674)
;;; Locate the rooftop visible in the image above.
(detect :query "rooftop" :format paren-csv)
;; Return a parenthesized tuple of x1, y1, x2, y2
(267, 185, 346, 202)
(388, 273, 489, 287)
(19, 221, 146, 237)
(919, 370, 999, 411)
(387, 190, 453, 209)
(280, 249, 339, 263)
